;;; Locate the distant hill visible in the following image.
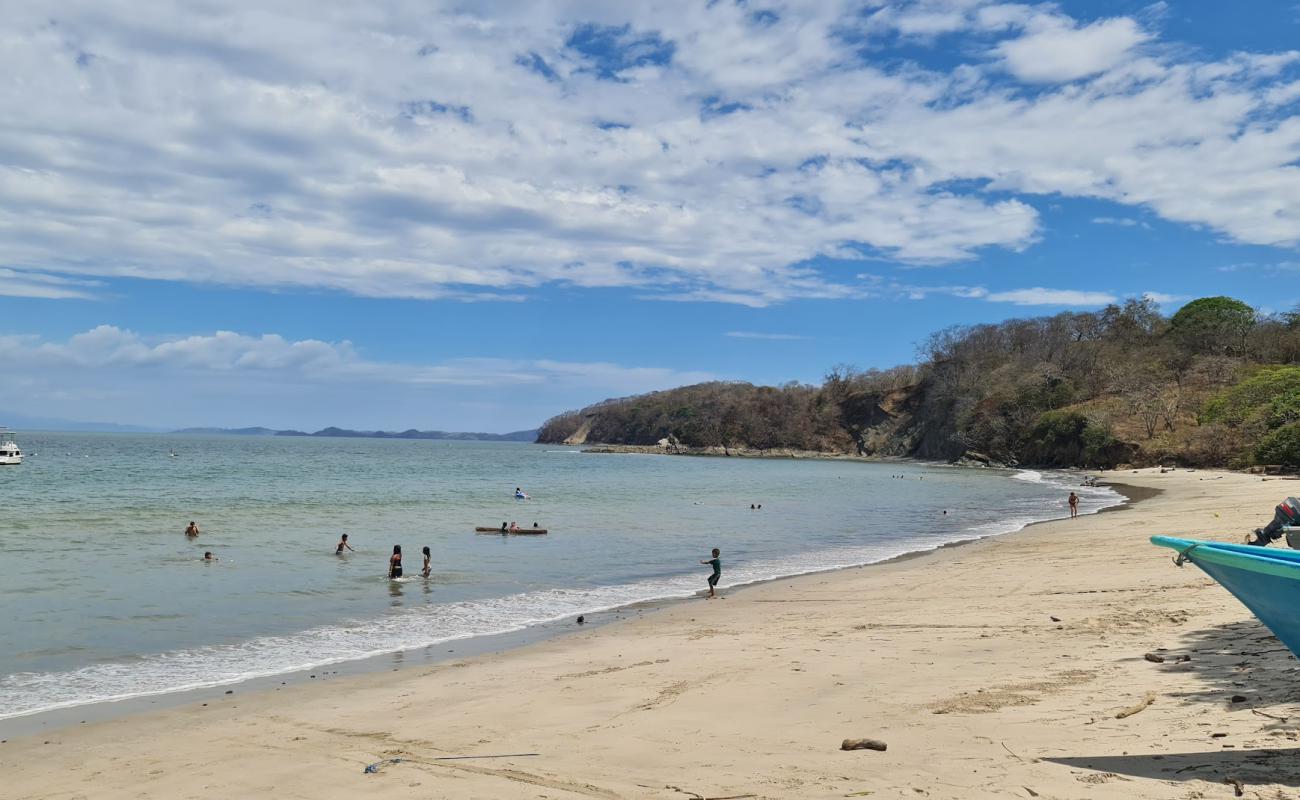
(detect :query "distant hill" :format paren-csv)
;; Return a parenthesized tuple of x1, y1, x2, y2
(0, 411, 160, 433)
(174, 426, 280, 436)
(177, 426, 538, 442)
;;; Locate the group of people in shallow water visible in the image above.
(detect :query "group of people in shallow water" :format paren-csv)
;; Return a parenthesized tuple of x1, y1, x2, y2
(384, 544, 431, 579)
(337, 534, 431, 579)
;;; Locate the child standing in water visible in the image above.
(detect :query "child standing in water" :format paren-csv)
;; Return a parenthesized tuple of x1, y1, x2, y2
(700, 548, 721, 599)
(388, 545, 403, 579)
(336, 533, 354, 554)
(1068, 492, 1079, 518)
(421, 546, 431, 578)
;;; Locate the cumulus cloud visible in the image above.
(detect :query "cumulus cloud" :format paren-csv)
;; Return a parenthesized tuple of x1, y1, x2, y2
(0, 326, 714, 429)
(994, 16, 1150, 83)
(0, 2, 1295, 306)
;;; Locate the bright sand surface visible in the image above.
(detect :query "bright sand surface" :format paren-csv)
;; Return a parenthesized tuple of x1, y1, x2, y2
(6, 468, 1300, 799)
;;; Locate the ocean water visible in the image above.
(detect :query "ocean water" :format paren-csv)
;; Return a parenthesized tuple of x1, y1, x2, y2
(0, 432, 1120, 721)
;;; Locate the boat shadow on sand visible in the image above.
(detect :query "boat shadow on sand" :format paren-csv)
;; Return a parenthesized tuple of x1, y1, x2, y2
(1047, 748, 1300, 788)
(1048, 618, 1300, 787)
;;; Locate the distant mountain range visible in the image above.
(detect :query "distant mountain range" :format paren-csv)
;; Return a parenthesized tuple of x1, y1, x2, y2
(175, 426, 538, 442)
(0, 411, 160, 433)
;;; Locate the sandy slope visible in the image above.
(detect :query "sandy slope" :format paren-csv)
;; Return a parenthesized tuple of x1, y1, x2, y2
(5, 468, 1300, 799)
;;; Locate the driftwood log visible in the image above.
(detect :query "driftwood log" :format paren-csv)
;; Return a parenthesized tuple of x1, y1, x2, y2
(1115, 692, 1156, 719)
(841, 738, 888, 752)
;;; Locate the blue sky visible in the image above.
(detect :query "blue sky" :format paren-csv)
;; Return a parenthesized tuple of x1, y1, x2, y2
(1, 0, 1298, 431)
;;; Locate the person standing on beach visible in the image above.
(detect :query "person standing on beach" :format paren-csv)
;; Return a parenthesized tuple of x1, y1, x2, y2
(700, 548, 722, 599)
(336, 533, 354, 554)
(1068, 492, 1079, 518)
(388, 545, 403, 579)
(421, 546, 431, 578)
(185, 521, 200, 537)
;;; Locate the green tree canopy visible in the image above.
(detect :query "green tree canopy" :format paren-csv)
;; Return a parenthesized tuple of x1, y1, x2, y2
(1168, 296, 1256, 355)
(1202, 365, 1300, 431)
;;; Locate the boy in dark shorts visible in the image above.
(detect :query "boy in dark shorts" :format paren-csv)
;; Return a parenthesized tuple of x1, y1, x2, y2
(700, 548, 721, 598)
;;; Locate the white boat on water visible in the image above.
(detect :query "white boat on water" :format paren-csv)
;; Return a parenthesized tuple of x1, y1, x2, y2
(0, 428, 21, 465)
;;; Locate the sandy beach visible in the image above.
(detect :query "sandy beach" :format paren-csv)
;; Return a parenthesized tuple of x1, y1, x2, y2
(6, 468, 1300, 799)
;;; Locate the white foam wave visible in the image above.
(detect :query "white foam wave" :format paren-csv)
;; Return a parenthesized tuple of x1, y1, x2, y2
(1012, 469, 1045, 483)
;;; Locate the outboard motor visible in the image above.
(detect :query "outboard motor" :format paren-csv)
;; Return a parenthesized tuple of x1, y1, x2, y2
(1247, 497, 1300, 546)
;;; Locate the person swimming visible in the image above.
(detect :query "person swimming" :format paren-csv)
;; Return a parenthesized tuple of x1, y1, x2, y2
(508, 521, 519, 532)
(421, 546, 431, 578)
(184, 521, 200, 537)
(388, 545, 403, 579)
(500, 522, 508, 532)
(203, 551, 217, 561)
(336, 533, 354, 554)
(515, 487, 530, 500)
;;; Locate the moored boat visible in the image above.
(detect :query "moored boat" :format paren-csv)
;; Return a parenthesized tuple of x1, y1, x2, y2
(0, 428, 21, 465)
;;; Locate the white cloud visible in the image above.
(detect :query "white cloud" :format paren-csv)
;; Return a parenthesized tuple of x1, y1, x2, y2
(995, 16, 1150, 83)
(895, 282, 1118, 306)
(0, 325, 714, 428)
(984, 287, 1118, 306)
(1141, 291, 1189, 305)
(724, 331, 809, 340)
(0, 2, 1294, 307)
(0, 268, 101, 300)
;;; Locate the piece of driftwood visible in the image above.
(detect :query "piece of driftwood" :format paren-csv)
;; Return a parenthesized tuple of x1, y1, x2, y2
(665, 786, 755, 800)
(1115, 692, 1156, 719)
(841, 738, 888, 752)
(1144, 653, 1165, 663)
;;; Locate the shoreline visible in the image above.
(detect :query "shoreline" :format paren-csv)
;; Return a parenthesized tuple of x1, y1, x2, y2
(10, 467, 1293, 798)
(1, 468, 1123, 738)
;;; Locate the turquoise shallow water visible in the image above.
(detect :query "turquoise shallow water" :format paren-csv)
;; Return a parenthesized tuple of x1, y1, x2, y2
(0, 432, 1119, 720)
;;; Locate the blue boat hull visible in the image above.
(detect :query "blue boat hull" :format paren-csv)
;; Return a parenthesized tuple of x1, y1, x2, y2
(1153, 536, 1300, 659)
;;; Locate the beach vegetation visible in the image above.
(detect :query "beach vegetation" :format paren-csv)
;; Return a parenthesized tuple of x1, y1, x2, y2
(1255, 423, 1300, 468)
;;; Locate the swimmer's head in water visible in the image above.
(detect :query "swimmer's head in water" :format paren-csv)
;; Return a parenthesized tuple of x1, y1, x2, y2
(204, 551, 212, 558)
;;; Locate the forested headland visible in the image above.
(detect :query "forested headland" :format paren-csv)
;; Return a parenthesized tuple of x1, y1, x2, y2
(537, 297, 1300, 470)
